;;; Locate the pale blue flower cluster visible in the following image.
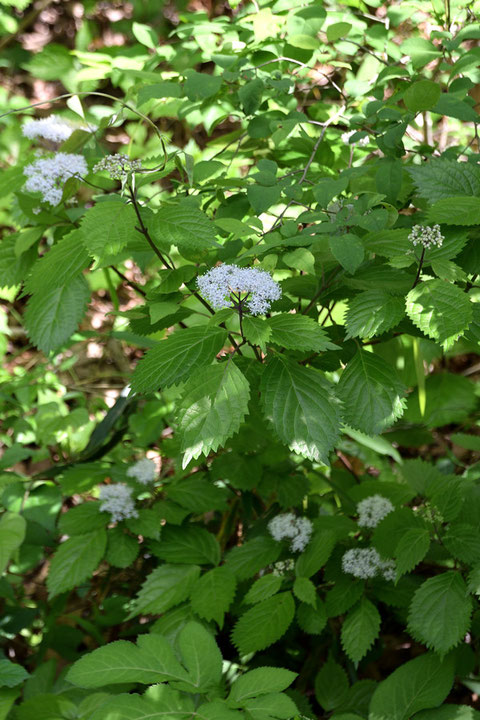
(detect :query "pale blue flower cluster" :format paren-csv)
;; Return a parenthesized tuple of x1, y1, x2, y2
(23, 153, 88, 206)
(357, 494, 394, 528)
(197, 264, 281, 315)
(127, 458, 156, 485)
(99, 483, 138, 523)
(342, 548, 396, 581)
(268, 512, 313, 552)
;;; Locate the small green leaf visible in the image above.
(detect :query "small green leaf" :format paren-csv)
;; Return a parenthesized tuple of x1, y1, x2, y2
(47, 528, 107, 598)
(326, 22, 352, 42)
(228, 666, 297, 704)
(404, 80, 441, 113)
(329, 234, 364, 274)
(130, 564, 200, 616)
(341, 598, 381, 664)
(406, 279, 472, 350)
(0, 512, 26, 575)
(244, 574, 283, 604)
(267, 314, 339, 352)
(190, 567, 237, 627)
(231, 592, 295, 655)
(395, 528, 430, 577)
(293, 576, 316, 606)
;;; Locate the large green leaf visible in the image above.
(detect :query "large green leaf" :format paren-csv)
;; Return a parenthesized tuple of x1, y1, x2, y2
(341, 598, 380, 664)
(0, 233, 37, 288)
(345, 290, 405, 339)
(80, 199, 137, 257)
(336, 351, 406, 435)
(408, 159, 480, 203)
(190, 567, 237, 627)
(130, 564, 200, 616)
(67, 634, 190, 688)
(228, 667, 297, 705)
(178, 622, 222, 692)
(231, 592, 295, 655)
(152, 525, 220, 565)
(176, 361, 250, 468)
(225, 537, 280, 580)
(369, 652, 455, 720)
(267, 313, 339, 352)
(131, 326, 227, 393)
(25, 229, 90, 294)
(261, 356, 341, 464)
(427, 196, 480, 225)
(395, 528, 430, 577)
(407, 572, 472, 655)
(24, 275, 90, 354)
(89, 692, 193, 720)
(0, 512, 26, 575)
(150, 202, 219, 250)
(406, 279, 472, 350)
(0, 660, 29, 688)
(47, 528, 106, 598)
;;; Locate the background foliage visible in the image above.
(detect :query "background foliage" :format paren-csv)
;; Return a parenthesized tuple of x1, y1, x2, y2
(2, 0, 480, 717)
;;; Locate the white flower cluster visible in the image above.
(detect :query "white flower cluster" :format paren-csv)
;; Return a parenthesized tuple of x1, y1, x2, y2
(197, 264, 282, 316)
(268, 513, 313, 553)
(23, 153, 88, 206)
(342, 548, 396, 581)
(357, 495, 394, 528)
(408, 224, 444, 250)
(272, 559, 295, 576)
(341, 130, 369, 147)
(127, 458, 156, 485)
(22, 114, 97, 144)
(93, 153, 143, 180)
(99, 483, 138, 523)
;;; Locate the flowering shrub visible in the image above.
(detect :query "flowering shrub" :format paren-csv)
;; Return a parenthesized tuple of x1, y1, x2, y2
(1, 0, 480, 718)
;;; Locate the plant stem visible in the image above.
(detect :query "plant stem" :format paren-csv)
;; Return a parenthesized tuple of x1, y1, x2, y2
(412, 246, 426, 289)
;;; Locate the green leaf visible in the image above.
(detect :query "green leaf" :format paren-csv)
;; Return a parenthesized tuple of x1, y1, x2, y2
(415, 706, 480, 720)
(231, 592, 295, 655)
(407, 572, 472, 655)
(178, 622, 222, 692)
(132, 21, 157, 48)
(24, 275, 90, 354)
(167, 476, 228, 513)
(395, 528, 430, 577)
(428, 196, 480, 225)
(105, 528, 140, 568)
(151, 202, 219, 250)
(443, 524, 480, 563)
(295, 529, 336, 578)
(337, 351, 406, 435)
(239, 78, 264, 115)
(432, 94, 479, 121)
(228, 667, 297, 704)
(67, 634, 190, 688)
(184, 71, 222, 101)
(329, 234, 364, 274)
(58, 502, 107, 535)
(80, 200, 137, 257)
(327, 21, 352, 42)
(404, 80, 441, 113)
(247, 184, 281, 214)
(0, 233, 37, 288)
(261, 357, 341, 464)
(190, 567, 236, 627)
(405, 372, 476, 428)
(225, 537, 280, 580)
(293, 577, 316, 606)
(297, 600, 327, 635)
(131, 326, 227, 393)
(242, 692, 298, 719)
(267, 314, 339, 352)
(345, 290, 405, 339)
(315, 657, 349, 711)
(47, 528, 106, 598)
(369, 652, 455, 720)
(450, 433, 480, 451)
(0, 660, 29, 688)
(408, 159, 480, 203)
(341, 598, 380, 664)
(152, 525, 220, 565)
(89, 692, 193, 720)
(406, 279, 472, 350)
(0, 512, 26, 575)
(243, 315, 272, 352)
(176, 361, 250, 468)
(16, 693, 77, 720)
(245, 574, 283, 604)
(130, 564, 200, 616)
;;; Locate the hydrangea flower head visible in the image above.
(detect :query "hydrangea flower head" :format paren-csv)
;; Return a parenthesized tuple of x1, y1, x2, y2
(197, 264, 281, 316)
(342, 547, 396, 581)
(93, 153, 142, 180)
(99, 483, 138, 523)
(268, 512, 313, 553)
(127, 458, 156, 485)
(341, 130, 369, 147)
(357, 494, 394, 528)
(23, 153, 88, 206)
(408, 224, 444, 250)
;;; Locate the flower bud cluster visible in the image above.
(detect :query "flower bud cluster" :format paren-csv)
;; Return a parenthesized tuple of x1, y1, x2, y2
(23, 153, 88, 206)
(126, 458, 156, 485)
(342, 547, 396, 581)
(408, 224, 444, 250)
(197, 264, 282, 316)
(272, 559, 295, 576)
(93, 153, 142, 180)
(268, 512, 313, 552)
(357, 494, 394, 528)
(341, 130, 369, 147)
(99, 483, 138, 523)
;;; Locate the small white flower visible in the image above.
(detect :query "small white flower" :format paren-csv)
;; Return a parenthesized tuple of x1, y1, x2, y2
(127, 458, 156, 485)
(357, 495, 394, 528)
(268, 513, 313, 553)
(93, 153, 142, 180)
(408, 224, 444, 250)
(99, 483, 138, 523)
(197, 264, 281, 316)
(342, 547, 396, 581)
(23, 115, 75, 143)
(341, 130, 369, 147)
(23, 152, 88, 206)
(272, 559, 295, 576)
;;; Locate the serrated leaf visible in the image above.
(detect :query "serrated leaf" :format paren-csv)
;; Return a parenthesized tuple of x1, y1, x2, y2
(231, 592, 295, 655)
(261, 357, 341, 464)
(228, 666, 296, 704)
(408, 159, 480, 203)
(293, 577, 316, 606)
(24, 275, 90, 354)
(190, 567, 236, 627)
(325, 577, 364, 618)
(407, 572, 472, 655)
(245, 574, 283, 604)
(345, 290, 404, 339)
(176, 361, 250, 468)
(406, 279, 472, 350)
(243, 692, 298, 719)
(443, 524, 480, 563)
(267, 314, 339, 352)
(369, 652, 455, 720)
(341, 598, 380, 664)
(25, 229, 90, 294)
(80, 200, 137, 257)
(105, 528, 139, 568)
(0, 512, 26, 575)
(67, 634, 190, 688)
(395, 528, 430, 577)
(427, 196, 480, 225)
(329, 234, 364, 274)
(151, 202, 219, 250)
(178, 622, 222, 692)
(58, 502, 107, 535)
(225, 537, 280, 580)
(243, 315, 271, 352)
(337, 351, 406, 435)
(315, 657, 349, 711)
(131, 326, 227, 393)
(152, 525, 220, 565)
(130, 564, 200, 616)
(0, 233, 37, 288)
(295, 529, 336, 578)
(47, 528, 106, 598)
